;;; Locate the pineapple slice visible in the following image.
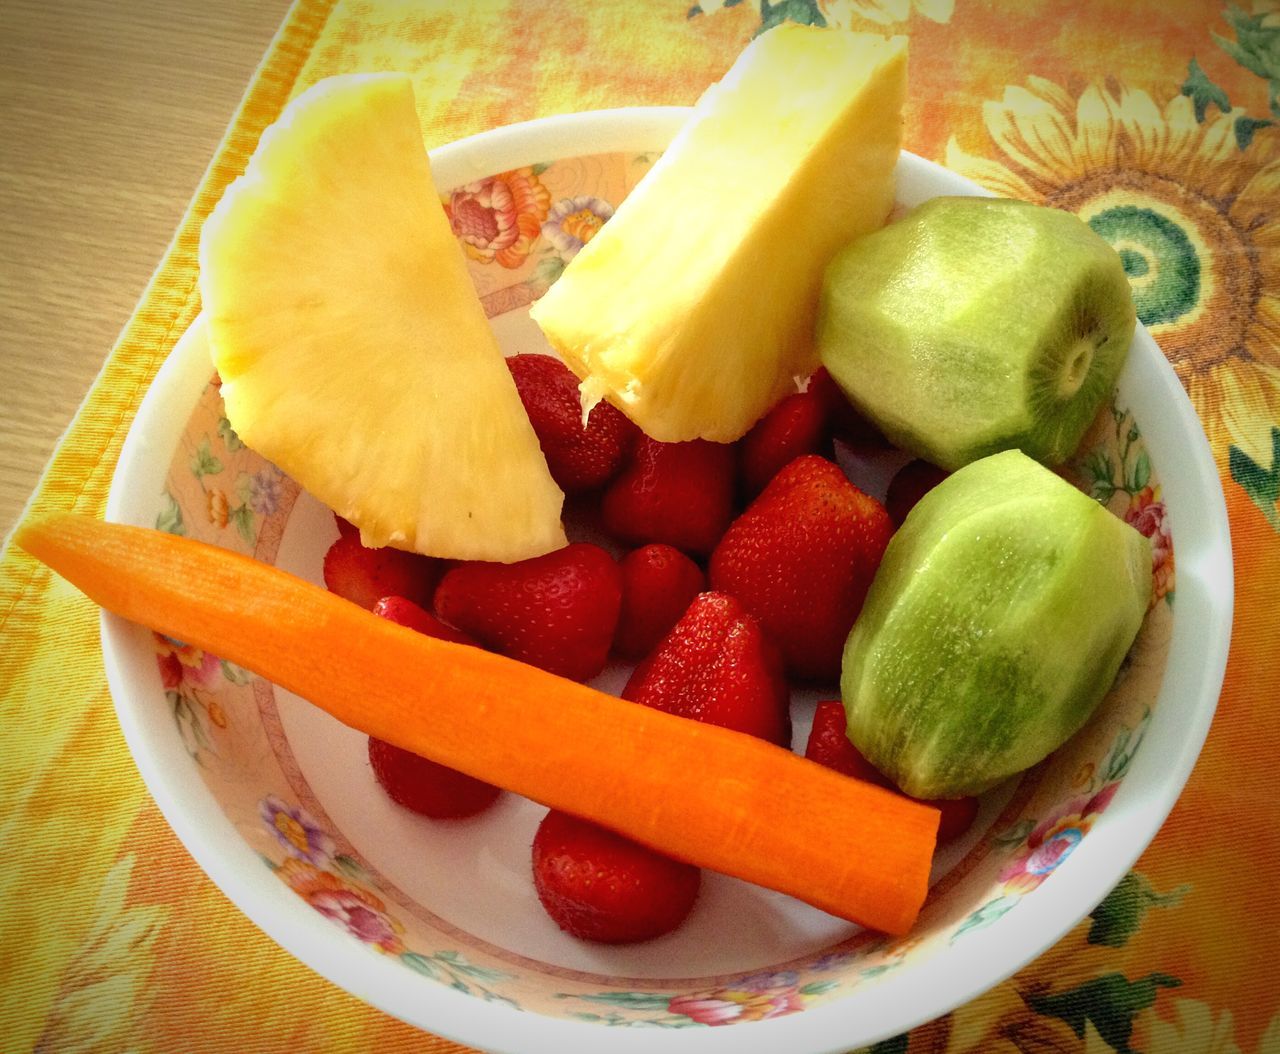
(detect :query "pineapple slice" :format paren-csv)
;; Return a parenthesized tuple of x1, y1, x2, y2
(529, 26, 907, 443)
(199, 74, 566, 562)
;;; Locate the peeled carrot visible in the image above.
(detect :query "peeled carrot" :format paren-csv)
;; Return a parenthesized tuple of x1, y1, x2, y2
(17, 513, 938, 934)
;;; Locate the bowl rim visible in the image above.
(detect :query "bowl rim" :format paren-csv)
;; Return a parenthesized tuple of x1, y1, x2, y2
(102, 105, 1234, 1054)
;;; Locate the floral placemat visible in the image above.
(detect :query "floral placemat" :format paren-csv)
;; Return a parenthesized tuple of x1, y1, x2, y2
(1, 1, 1276, 1051)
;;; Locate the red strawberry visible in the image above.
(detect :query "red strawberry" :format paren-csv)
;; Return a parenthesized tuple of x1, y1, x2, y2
(932, 796, 980, 844)
(804, 701, 978, 844)
(622, 591, 791, 746)
(333, 513, 359, 540)
(601, 437, 734, 557)
(885, 459, 950, 527)
(372, 595, 477, 647)
(738, 384, 832, 498)
(434, 542, 622, 682)
(531, 809, 700, 943)
(709, 455, 893, 682)
(322, 534, 441, 612)
(613, 544, 707, 661)
(804, 700, 886, 783)
(807, 367, 887, 449)
(368, 595, 498, 818)
(507, 353, 639, 492)
(368, 737, 501, 819)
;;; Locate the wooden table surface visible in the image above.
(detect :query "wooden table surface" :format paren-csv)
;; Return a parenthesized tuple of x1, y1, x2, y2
(0, 0, 293, 540)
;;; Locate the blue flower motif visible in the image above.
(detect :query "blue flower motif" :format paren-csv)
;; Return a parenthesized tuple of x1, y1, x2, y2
(260, 795, 335, 866)
(809, 950, 860, 972)
(542, 195, 614, 256)
(249, 469, 283, 516)
(734, 970, 799, 993)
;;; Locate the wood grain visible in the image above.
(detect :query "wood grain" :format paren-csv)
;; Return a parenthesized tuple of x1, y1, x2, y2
(0, 0, 292, 539)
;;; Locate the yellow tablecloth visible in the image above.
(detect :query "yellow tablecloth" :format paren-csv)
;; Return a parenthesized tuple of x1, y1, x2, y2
(2, 1, 1277, 1051)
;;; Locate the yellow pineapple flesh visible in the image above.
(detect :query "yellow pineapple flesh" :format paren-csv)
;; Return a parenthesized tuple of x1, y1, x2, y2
(199, 74, 566, 562)
(529, 26, 907, 443)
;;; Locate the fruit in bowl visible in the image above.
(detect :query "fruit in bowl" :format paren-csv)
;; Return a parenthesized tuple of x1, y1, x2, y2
(842, 449, 1153, 800)
(19, 23, 1232, 1054)
(199, 73, 567, 562)
(818, 195, 1138, 471)
(530, 27, 908, 443)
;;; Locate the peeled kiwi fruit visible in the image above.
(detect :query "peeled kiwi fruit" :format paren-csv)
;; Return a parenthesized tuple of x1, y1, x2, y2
(841, 449, 1152, 799)
(817, 197, 1136, 471)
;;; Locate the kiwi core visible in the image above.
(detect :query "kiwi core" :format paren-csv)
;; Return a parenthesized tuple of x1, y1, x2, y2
(1059, 337, 1095, 399)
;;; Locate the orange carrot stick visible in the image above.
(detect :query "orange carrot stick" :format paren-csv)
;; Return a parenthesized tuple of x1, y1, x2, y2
(17, 513, 938, 934)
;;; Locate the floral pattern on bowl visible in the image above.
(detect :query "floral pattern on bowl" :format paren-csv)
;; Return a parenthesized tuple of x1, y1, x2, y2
(146, 147, 1175, 1026)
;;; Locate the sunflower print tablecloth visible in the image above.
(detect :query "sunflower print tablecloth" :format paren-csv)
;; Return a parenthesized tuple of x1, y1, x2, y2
(1, 1, 1277, 1051)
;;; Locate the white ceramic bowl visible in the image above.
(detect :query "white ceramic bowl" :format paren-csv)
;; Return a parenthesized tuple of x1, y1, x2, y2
(102, 108, 1233, 1053)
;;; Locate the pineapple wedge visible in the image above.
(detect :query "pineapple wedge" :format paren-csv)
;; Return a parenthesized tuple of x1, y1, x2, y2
(529, 26, 907, 443)
(199, 74, 566, 562)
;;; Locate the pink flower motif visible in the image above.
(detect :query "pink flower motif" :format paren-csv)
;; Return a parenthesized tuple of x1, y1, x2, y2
(668, 972, 805, 1025)
(999, 783, 1119, 895)
(445, 167, 550, 269)
(277, 859, 405, 954)
(1125, 485, 1175, 607)
(310, 888, 403, 951)
(1085, 779, 1120, 815)
(154, 633, 221, 691)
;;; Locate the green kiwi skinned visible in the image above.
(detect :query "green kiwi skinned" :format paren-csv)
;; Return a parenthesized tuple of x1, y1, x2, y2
(818, 197, 1136, 470)
(841, 450, 1152, 800)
